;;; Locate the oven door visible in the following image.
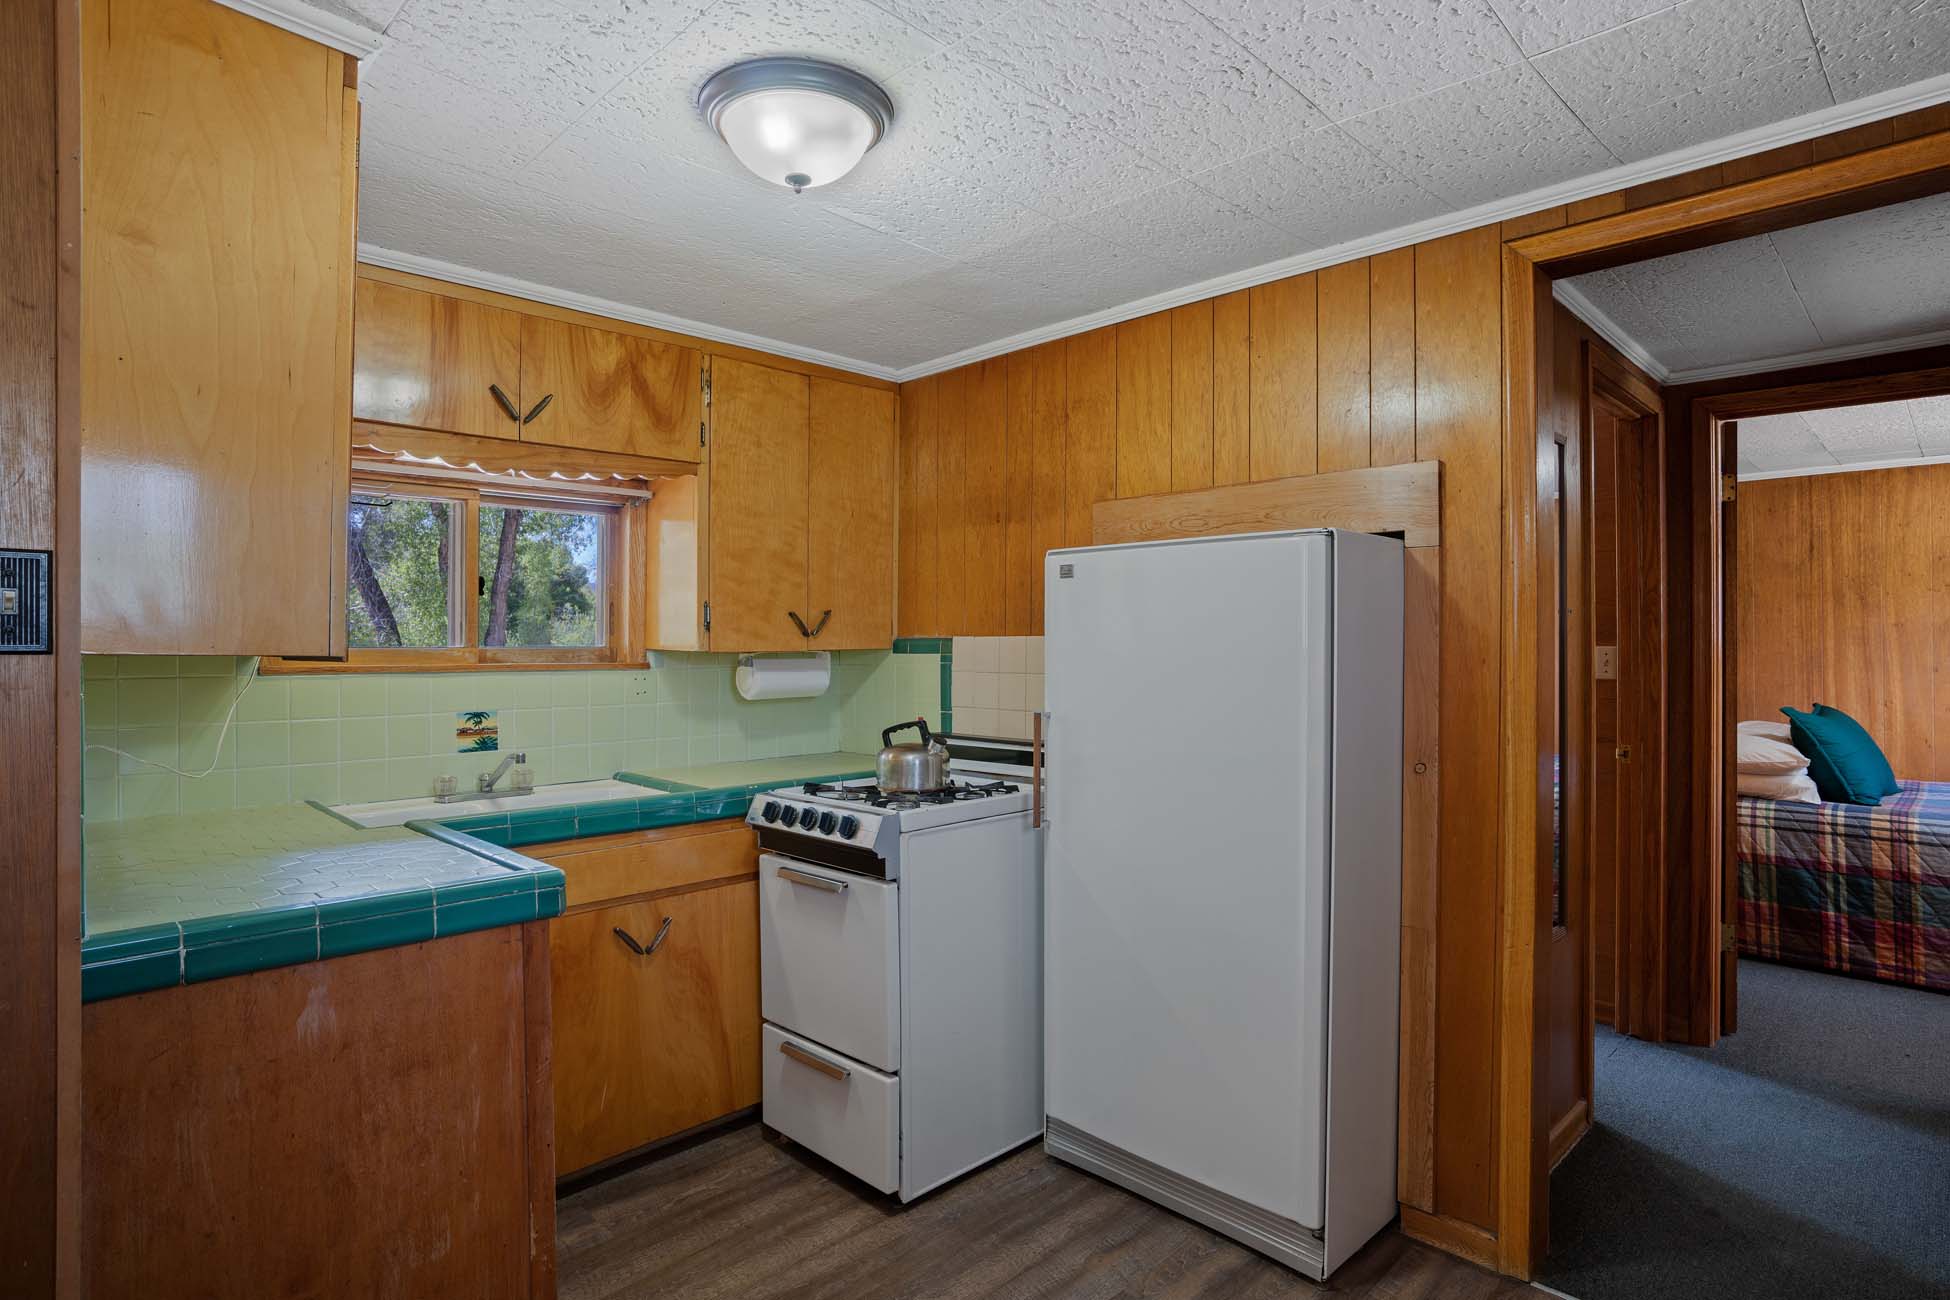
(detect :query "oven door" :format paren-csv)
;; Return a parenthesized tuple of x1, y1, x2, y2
(759, 853, 900, 1072)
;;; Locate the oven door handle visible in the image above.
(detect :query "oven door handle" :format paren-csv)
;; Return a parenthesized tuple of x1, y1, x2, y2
(778, 864, 848, 893)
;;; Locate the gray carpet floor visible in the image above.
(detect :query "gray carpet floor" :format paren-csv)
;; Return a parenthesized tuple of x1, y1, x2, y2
(1541, 960, 1949, 1300)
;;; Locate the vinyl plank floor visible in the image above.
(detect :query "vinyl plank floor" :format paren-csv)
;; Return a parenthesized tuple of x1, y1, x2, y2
(557, 1123, 1535, 1300)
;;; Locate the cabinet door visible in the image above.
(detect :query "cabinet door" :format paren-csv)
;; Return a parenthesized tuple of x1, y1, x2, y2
(550, 882, 761, 1174)
(707, 357, 810, 651)
(351, 279, 523, 440)
(517, 316, 702, 462)
(81, 0, 355, 655)
(807, 378, 897, 649)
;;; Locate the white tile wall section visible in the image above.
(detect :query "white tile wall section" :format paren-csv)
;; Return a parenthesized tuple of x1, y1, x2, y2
(952, 636, 1045, 741)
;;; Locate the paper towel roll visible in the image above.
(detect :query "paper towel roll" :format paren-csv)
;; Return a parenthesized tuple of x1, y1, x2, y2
(734, 652, 831, 701)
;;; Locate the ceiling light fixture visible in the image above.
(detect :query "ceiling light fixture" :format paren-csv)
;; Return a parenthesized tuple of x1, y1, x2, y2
(698, 57, 893, 194)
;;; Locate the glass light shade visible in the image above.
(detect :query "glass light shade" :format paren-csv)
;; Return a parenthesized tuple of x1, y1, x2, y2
(716, 88, 876, 191)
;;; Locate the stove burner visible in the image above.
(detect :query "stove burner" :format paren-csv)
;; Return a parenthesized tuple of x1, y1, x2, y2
(800, 779, 1018, 810)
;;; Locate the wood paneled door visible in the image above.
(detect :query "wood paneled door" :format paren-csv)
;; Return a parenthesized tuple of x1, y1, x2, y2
(808, 377, 897, 650)
(705, 357, 895, 652)
(81, 0, 358, 655)
(550, 881, 761, 1174)
(518, 316, 702, 462)
(352, 278, 524, 440)
(707, 356, 812, 651)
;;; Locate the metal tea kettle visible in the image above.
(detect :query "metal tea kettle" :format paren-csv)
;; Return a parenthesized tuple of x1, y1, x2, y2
(878, 718, 950, 792)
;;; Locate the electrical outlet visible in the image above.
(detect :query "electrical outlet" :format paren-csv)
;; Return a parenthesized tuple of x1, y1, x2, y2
(1594, 645, 1618, 680)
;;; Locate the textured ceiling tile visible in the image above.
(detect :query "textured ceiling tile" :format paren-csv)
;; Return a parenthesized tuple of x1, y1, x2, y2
(1191, 125, 1448, 245)
(1068, 179, 1300, 280)
(1484, 0, 1684, 55)
(1586, 53, 1832, 162)
(1531, 0, 1813, 126)
(1184, 0, 1523, 120)
(955, 0, 1329, 170)
(890, 222, 1196, 326)
(376, 0, 714, 119)
(883, 51, 1177, 219)
(1803, 401, 1921, 461)
(811, 147, 1055, 258)
(772, 295, 998, 367)
(1806, 0, 1950, 101)
(1909, 396, 1950, 454)
(1561, 234, 1822, 372)
(1735, 412, 1835, 470)
(1340, 64, 1616, 207)
(652, 0, 943, 92)
(360, 58, 569, 174)
(1767, 193, 1950, 343)
(861, 0, 1025, 44)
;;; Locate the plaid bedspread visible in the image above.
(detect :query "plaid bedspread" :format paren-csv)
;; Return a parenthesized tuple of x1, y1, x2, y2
(1738, 781, 1950, 992)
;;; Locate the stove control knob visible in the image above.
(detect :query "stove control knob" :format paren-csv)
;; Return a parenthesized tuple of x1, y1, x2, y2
(779, 805, 800, 828)
(760, 801, 781, 823)
(838, 815, 860, 840)
(817, 811, 838, 835)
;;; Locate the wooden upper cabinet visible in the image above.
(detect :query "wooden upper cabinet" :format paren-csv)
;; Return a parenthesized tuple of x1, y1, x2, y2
(351, 279, 523, 440)
(517, 316, 702, 463)
(707, 357, 811, 652)
(81, 0, 357, 655)
(807, 378, 896, 650)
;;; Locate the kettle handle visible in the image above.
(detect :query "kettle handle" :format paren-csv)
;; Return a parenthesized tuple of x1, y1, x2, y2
(881, 717, 933, 748)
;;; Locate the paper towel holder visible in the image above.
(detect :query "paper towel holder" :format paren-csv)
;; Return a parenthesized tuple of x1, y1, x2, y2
(733, 650, 832, 701)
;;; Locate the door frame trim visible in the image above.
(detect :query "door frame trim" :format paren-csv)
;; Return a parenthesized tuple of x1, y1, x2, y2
(1495, 126, 1950, 1277)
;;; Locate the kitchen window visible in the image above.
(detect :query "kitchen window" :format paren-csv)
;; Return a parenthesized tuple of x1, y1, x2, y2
(268, 471, 636, 672)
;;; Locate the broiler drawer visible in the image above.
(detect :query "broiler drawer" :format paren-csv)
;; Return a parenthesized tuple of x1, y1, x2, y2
(762, 1024, 899, 1195)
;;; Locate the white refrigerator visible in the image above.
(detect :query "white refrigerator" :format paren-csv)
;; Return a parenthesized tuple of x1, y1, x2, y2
(1041, 528, 1403, 1279)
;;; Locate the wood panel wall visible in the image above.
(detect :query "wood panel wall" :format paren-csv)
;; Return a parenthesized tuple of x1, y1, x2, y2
(899, 226, 1509, 1233)
(894, 107, 1949, 1258)
(2, 1, 81, 1293)
(1737, 464, 1950, 781)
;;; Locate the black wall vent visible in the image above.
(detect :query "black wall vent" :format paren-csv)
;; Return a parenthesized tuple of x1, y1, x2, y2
(0, 550, 52, 653)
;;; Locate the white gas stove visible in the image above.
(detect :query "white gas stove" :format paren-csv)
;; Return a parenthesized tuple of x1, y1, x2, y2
(748, 734, 1043, 1201)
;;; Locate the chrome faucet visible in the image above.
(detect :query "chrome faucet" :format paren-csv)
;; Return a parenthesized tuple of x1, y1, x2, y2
(478, 751, 529, 794)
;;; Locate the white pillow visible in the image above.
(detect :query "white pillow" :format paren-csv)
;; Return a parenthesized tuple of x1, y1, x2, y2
(1737, 728, 1808, 776)
(1738, 768, 1819, 803)
(1739, 720, 1792, 741)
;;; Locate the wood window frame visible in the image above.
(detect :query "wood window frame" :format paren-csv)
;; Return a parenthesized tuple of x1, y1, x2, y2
(263, 470, 647, 674)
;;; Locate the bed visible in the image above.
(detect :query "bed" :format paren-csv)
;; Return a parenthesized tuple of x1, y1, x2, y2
(1737, 781, 1950, 993)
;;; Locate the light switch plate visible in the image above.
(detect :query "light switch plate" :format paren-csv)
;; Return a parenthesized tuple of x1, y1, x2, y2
(1594, 645, 1617, 680)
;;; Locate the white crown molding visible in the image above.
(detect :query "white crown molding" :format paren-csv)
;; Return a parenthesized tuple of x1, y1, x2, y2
(1739, 451, 1950, 482)
(887, 70, 1950, 382)
(1550, 281, 1672, 383)
(355, 244, 901, 381)
(1666, 327, 1950, 384)
(212, 0, 385, 57)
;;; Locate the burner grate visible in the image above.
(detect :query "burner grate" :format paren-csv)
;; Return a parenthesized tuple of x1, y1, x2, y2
(800, 779, 1019, 809)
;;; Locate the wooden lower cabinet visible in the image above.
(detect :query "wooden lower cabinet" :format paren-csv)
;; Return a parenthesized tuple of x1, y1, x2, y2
(545, 823, 762, 1175)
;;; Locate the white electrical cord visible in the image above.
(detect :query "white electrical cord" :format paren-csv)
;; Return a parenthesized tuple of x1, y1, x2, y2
(83, 656, 262, 780)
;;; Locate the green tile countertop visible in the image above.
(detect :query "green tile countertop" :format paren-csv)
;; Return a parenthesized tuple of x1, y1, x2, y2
(82, 805, 564, 1003)
(434, 751, 879, 849)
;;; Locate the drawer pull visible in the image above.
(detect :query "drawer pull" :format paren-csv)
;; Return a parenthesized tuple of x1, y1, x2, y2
(778, 865, 846, 894)
(779, 1040, 850, 1081)
(612, 916, 673, 957)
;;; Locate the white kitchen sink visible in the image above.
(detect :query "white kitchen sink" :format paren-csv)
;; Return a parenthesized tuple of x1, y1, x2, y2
(332, 778, 649, 829)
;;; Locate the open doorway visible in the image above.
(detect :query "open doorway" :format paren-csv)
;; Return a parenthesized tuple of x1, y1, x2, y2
(1526, 187, 1950, 1300)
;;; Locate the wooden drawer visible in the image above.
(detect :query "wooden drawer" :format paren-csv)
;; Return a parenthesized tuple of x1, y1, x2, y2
(529, 819, 757, 909)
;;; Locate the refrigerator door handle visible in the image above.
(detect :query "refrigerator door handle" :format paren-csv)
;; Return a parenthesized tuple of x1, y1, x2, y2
(1034, 711, 1050, 828)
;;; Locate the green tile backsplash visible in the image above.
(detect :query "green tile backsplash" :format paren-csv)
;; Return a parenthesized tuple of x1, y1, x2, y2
(82, 651, 941, 823)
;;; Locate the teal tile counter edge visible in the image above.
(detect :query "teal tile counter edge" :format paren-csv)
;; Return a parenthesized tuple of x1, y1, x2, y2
(80, 753, 880, 1002)
(81, 827, 564, 1003)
